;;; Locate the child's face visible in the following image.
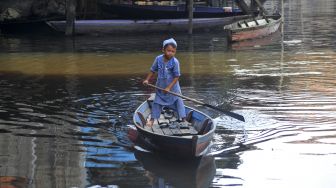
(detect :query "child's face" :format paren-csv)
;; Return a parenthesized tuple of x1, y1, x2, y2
(162, 45, 176, 59)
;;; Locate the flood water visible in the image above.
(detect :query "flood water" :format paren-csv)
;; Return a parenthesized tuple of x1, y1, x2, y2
(0, 0, 336, 187)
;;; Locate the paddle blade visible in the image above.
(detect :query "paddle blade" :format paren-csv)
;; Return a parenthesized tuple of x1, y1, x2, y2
(204, 104, 245, 122)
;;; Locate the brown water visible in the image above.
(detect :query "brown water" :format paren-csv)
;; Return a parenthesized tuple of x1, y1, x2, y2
(1, 0, 336, 187)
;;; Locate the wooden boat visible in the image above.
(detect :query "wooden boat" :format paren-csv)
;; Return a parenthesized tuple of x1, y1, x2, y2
(131, 94, 216, 158)
(46, 16, 248, 35)
(98, 2, 244, 19)
(224, 14, 282, 42)
(230, 29, 281, 50)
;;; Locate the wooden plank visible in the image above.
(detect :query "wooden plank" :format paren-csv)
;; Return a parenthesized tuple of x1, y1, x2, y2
(189, 126, 199, 135)
(161, 127, 173, 136)
(152, 124, 164, 135)
(158, 115, 169, 125)
(179, 127, 191, 135)
(169, 127, 182, 135)
(177, 123, 198, 135)
(144, 125, 153, 133)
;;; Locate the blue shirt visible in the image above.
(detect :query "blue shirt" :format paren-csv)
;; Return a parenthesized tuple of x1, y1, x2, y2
(150, 54, 182, 106)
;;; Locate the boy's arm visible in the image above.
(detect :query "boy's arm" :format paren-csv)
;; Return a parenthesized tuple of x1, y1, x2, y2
(143, 71, 155, 85)
(164, 77, 179, 93)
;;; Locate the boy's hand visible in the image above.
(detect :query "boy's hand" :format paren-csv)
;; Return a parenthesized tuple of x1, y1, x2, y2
(143, 80, 149, 86)
(163, 86, 171, 94)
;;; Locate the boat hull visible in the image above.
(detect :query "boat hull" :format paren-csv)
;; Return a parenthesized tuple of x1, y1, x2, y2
(231, 20, 280, 41)
(98, 3, 244, 19)
(132, 100, 215, 159)
(225, 14, 282, 42)
(46, 16, 248, 35)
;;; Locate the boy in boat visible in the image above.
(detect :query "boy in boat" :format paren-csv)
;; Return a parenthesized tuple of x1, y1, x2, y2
(143, 38, 186, 127)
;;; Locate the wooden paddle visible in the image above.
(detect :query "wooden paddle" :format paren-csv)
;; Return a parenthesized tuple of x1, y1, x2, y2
(146, 83, 245, 122)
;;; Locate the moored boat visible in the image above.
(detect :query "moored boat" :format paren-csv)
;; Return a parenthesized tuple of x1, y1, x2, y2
(46, 16, 248, 35)
(98, 1, 244, 19)
(131, 94, 216, 158)
(224, 14, 282, 42)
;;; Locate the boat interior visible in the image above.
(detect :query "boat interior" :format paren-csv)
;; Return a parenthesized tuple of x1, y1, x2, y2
(135, 94, 213, 137)
(225, 14, 281, 30)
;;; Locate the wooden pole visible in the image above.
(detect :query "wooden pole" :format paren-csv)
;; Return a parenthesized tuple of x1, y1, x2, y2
(253, 0, 268, 16)
(235, 0, 253, 15)
(146, 83, 245, 122)
(188, 0, 193, 35)
(65, 0, 77, 36)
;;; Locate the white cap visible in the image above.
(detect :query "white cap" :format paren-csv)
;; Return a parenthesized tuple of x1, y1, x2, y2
(163, 38, 177, 48)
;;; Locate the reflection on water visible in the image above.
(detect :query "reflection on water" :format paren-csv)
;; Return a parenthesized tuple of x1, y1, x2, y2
(1, 0, 336, 187)
(134, 150, 217, 188)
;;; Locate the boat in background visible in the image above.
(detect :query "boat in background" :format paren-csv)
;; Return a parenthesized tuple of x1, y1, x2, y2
(46, 15, 248, 35)
(224, 14, 282, 42)
(98, 1, 245, 19)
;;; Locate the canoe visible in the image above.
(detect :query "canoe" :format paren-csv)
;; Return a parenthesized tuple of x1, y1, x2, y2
(98, 2, 244, 19)
(224, 14, 282, 42)
(131, 94, 216, 158)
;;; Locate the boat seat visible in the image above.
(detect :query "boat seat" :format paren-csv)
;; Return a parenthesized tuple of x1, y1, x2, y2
(198, 118, 211, 135)
(257, 19, 267, 26)
(237, 22, 242, 27)
(253, 18, 259, 25)
(137, 112, 146, 127)
(243, 21, 249, 27)
(147, 93, 155, 109)
(186, 110, 193, 123)
(239, 22, 247, 28)
(247, 21, 257, 27)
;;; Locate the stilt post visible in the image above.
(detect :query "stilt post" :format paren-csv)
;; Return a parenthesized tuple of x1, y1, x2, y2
(188, 0, 193, 35)
(66, 0, 77, 36)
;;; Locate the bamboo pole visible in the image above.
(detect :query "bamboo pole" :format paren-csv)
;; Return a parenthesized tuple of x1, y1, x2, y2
(65, 0, 77, 36)
(253, 0, 268, 16)
(188, 0, 193, 35)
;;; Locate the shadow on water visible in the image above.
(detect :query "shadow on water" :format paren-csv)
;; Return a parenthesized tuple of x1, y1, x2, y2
(134, 150, 217, 188)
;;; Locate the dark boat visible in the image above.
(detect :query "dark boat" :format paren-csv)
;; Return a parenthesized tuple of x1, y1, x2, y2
(131, 94, 216, 158)
(224, 14, 282, 42)
(46, 16, 248, 35)
(0, 16, 64, 34)
(98, 1, 244, 19)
